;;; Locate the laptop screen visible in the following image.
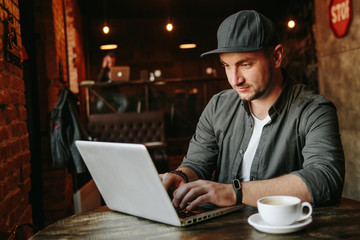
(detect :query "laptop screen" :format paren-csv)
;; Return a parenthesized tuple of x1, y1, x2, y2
(110, 66, 130, 82)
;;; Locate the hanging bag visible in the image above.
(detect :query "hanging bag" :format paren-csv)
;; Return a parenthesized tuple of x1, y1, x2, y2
(50, 86, 88, 174)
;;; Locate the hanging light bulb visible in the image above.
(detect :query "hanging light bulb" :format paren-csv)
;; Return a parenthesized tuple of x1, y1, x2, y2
(102, 0, 110, 34)
(288, 20, 296, 29)
(103, 25, 110, 34)
(166, 23, 173, 32)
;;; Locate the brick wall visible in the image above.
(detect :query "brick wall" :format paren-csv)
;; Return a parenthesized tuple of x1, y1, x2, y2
(33, 0, 78, 226)
(0, 0, 33, 233)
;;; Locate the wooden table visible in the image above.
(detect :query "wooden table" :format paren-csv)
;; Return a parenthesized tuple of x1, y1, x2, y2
(31, 198, 360, 239)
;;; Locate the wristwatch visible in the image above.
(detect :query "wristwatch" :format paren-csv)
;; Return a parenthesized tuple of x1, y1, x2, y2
(232, 179, 242, 205)
(170, 169, 189, 183)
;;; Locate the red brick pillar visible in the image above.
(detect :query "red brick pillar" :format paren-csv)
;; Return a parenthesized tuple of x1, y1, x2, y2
(0, 0, 33, 233)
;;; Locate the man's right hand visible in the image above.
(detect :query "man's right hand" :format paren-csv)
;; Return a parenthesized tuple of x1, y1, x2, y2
(102, 55, 113, 68)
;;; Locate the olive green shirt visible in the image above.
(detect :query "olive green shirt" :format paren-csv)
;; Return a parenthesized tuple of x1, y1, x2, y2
(180, 73, 345, 206)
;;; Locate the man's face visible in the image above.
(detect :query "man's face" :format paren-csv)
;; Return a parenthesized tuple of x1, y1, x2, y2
(220, 50, 274, 102)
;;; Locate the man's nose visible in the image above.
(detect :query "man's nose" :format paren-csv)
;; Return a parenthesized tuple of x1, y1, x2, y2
(228, 69, 244, 86)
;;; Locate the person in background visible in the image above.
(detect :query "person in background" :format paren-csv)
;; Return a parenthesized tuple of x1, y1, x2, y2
(97, 52, 116, 82)
(160, 10, 345, 210)
(95, 52, 128, 112)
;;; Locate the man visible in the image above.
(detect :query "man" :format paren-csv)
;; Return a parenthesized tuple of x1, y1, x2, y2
(160, 10, 345, 210)
(97, 52, 116, 82)
(96, 52, 128, 112)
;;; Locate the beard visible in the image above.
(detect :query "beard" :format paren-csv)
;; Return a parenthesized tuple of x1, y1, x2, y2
(236, 64, 274, 102)
(237, 84, 269, 101)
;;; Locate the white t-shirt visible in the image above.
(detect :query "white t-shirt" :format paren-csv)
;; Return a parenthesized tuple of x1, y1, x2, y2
(240, 114, 271, 182)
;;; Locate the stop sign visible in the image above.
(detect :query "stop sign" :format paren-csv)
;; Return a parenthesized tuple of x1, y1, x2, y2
(329, 0, 352, 38)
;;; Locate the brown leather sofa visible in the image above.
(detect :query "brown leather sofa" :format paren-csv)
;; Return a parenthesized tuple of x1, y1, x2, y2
(87, 111, 168, 173)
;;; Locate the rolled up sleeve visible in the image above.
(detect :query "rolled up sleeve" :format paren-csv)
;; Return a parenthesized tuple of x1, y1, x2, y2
(292, 99, 345, 206)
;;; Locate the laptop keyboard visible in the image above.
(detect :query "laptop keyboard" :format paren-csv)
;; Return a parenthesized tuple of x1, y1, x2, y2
(176, 205, 210, 218)
(176, 208, 196, 218)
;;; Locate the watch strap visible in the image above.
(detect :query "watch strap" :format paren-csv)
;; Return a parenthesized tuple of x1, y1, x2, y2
(232, 179, 242, 205)
(170, 169, 189, 183)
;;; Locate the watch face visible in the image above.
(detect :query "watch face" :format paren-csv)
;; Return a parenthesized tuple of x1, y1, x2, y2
(233, 179, 242, 204)
(233, 179, 241, 189)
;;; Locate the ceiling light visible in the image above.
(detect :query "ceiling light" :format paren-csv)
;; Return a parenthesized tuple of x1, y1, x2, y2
(179, 39, 197, 49)
(103, 25, 110, 34)
(288, 20, 295, 29)
(179, 43, 197, 49)
(166, 23, 173, 32)
(100, 44, 118, 50)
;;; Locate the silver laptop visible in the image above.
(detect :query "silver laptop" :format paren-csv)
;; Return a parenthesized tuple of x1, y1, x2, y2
(110, 66, 130, 82)
(75, 140, 243, 226)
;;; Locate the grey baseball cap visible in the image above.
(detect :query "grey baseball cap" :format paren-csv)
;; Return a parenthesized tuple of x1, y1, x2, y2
(201, 10, 280, 57)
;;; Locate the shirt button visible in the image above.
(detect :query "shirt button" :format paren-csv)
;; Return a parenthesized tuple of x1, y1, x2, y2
(240, 149, 244, 154)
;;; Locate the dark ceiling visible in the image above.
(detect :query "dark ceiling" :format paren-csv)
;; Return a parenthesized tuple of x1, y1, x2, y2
(78, 0, 306, 23)
(77, 0, 314, 80)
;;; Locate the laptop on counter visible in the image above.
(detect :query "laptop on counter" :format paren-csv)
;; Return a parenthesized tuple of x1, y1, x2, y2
(75, 140, 243, 226)
(110, 66, 130, 82)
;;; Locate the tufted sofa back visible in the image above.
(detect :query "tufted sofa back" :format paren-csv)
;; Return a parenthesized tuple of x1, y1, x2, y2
(87, 111, 166, 144)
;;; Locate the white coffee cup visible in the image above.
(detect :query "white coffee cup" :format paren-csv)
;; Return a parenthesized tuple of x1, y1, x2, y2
(257, 196, 313, 226)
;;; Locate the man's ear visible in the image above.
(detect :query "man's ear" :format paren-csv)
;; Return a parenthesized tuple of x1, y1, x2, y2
(273, 44, 284, 68)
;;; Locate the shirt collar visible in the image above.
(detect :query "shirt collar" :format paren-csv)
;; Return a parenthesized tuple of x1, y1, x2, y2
(241, 69, 293, 118)
(268, 69, 293, 118)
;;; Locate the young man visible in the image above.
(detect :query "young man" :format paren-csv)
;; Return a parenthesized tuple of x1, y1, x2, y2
(97, 52, 116, 82)
(160, 10, 345, 209)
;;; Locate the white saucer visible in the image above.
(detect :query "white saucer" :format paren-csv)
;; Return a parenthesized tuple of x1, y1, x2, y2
(248, 213, 312, 234)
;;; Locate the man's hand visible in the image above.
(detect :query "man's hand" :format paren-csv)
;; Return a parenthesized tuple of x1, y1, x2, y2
(172, 180, 236, 211)
(159, 172, 186, 193)
(102, 55, 114, 68)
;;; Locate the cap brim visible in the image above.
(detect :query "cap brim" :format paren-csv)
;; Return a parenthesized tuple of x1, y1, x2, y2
(200, 46, 264, 57)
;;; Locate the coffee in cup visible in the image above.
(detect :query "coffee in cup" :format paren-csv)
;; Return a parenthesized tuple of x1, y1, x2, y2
(257, 196, 313, 226)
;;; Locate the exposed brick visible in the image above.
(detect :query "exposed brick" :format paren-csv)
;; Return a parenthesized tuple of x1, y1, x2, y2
(0, 125, 10, 139)
(0, 143, 8, 162)
(0, 161, 6, 179)
(0, 90, 10, 105)
(21, 178, 31, 194)
(17, 106, 27, 121)
(14, 152, 25, 170)
(21, 149, 31, 164)
(11, 121, 26, 137)
(3, 188, 21, 215)
(18, 205, 33, 226)
(0, 219, 8, 232)
(0, 179, 5, 199)
(10, 172, 21, 194)
(0, 1, 33, 234)
(8, 208, 18, 231)
(0, 110, 3, 124)
(20, 162, 31, 180)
